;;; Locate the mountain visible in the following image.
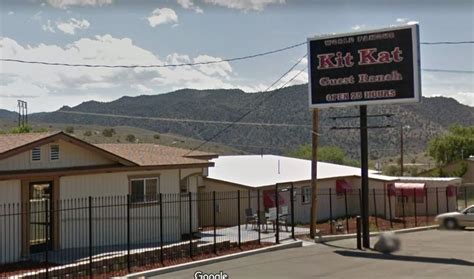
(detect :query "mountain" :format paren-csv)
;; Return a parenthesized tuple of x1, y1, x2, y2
(23, 84, 474, 159)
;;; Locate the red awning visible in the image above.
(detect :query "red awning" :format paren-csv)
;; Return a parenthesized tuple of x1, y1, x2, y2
(336, 179, 352, 194)
(446, 185, 457, 197)
(394, 183, 425, 197)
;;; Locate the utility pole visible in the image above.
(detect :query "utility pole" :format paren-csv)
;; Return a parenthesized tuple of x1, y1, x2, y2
(310, 109, 319, 238)
(17, 100, 28, 127)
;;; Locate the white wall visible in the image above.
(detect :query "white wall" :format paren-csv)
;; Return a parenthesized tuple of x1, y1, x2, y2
(0, 180, 22, 264)
(58, 168, 203, 250)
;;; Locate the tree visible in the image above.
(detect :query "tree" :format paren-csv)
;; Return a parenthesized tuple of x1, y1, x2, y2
(126, 134, 136, 142)
(427, 125, 474, 164)
(287, 145, 358, 166)
(65, 126, 74, 134)
(102, 128, 116, 137)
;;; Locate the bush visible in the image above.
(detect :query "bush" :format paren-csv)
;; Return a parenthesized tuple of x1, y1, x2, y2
(10, 125, 32, 134)
(102, 128, 116, 137)
(153, 134, 160, 140)
(125, 134, 136, 142)
(65, 126, 74, 134)
(83, 130, 92, 136)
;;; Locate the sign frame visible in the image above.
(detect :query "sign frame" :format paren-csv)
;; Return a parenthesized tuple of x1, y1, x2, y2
(307, 24, 421, 109)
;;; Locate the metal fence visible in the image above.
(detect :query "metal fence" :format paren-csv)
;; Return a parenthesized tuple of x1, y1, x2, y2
(0, 188, 297, 278)
(303, 185, 474, 235)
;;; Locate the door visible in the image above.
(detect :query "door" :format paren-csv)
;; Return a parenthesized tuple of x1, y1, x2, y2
(458, 206, 474, 227)
(29, 181, 52, 253)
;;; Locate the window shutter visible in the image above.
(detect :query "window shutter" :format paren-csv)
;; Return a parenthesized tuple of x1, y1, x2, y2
(32, 147, 41, 161)
(50, 145, 60, 160)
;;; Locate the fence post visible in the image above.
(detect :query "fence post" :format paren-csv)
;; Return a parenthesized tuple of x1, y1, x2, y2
(290, 183, 295, 240)
(159, 193, 164, 265)
(388, 190, 393, 228)
(344, 189, 349, 233)
(401, 189, 406, 228)
(213, 191, 217, 254)
(329, 188, 333, 234)
(356, 216, 362, 250)
(414, 188, 417, 227)
(88, 196, 93, 278)
(237, 190, 241, 249)
(275, 184, 279, 244)
(188, 192, 193, 258)
(425, 188, 429, 225)
(44, 199, 49, 278)
(464, 186, 468, 209)
(257, 189, 261, 244)
(126, 195, 131, 272)
(445, 187, 449, 212)
(436, 187, 439, 215)
(372, 188, 378, 229)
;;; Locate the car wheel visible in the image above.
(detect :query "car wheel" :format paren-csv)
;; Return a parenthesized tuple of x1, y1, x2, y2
(444, 218, 458, 230)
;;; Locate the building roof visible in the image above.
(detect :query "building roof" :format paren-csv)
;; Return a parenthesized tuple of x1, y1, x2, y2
(0, 131, 61, 154)
(0, 131, 214, 168)
(96, 144, 214, 166)
(396, 177, 462, 182)
(207, 155, 397, 188)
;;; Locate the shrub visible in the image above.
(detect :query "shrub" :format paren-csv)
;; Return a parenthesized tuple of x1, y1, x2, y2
(102, 128, 116, 137)
(83, 130, 92, 136)
(153, 134, 160, 140)
(126, 134, 136, 142)
(65, 126, 74, 134)
(11, 125, 32, 134)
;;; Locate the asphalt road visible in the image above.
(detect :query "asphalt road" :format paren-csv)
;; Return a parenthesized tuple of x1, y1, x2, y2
(154, 229, 474, 279)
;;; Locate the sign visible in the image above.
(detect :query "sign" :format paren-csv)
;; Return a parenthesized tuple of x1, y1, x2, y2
(307, 25, 421, 108)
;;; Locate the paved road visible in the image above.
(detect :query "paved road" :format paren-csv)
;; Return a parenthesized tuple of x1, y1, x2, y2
(154, 229, 474, 279)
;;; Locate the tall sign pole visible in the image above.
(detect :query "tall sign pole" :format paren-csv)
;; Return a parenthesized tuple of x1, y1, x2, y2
(309, 109, 319, 238)
(307, 24, 421, 248)
(360, 105, 369, 248)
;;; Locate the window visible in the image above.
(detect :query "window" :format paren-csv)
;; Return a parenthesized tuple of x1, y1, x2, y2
(50, 145, 60, 161)
(31, 147, 41, 161)
(130, 178, 159, 203)
(302, 187, 311, 204)
(180, 178, 189, 194)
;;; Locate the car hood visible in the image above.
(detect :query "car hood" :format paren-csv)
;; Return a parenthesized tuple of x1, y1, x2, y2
(436, 212, 462, 218)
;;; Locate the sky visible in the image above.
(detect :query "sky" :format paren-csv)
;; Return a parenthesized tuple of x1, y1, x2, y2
(0, 0, 473, 113)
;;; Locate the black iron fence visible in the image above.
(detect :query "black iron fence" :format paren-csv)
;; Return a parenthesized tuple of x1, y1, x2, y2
(0, 188, 297, 278)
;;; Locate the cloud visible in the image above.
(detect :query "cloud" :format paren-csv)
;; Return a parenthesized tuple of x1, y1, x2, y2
(8, 11, 14, 15)
(0, 35, 240, 112)
(351, 24, 365, 31)
(42, 20, 56, 33)
(203, 0, 285, 11)
(147, 8, 178, 27)
(177, 0, 204, 14)
(56, 18, 90, 34)
(47, 0, 113, 9)
(395, 18, 419, 25)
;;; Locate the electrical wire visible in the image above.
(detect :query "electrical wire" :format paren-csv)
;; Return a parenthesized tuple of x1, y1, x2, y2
(1, 40, 472, 68)
(184, 55, 308, 155)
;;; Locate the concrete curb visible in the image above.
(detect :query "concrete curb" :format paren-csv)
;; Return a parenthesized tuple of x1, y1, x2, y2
(124, 241, 303, 278)
(314, 225, 439, 243)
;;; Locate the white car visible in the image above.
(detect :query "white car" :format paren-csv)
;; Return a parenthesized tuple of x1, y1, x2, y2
(435, 205, 474, 229)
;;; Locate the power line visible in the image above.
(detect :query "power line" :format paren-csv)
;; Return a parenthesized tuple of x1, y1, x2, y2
(422, 68, 474, 74)
(0, 42, 306, 68)
(185, 55, 308, 155)
(0, 40, 472, 68)
(421, 41, 474, 45)
(57, 110, 312, 128)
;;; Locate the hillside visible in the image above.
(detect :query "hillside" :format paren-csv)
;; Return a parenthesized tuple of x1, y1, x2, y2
(12, 84, 474, 159)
